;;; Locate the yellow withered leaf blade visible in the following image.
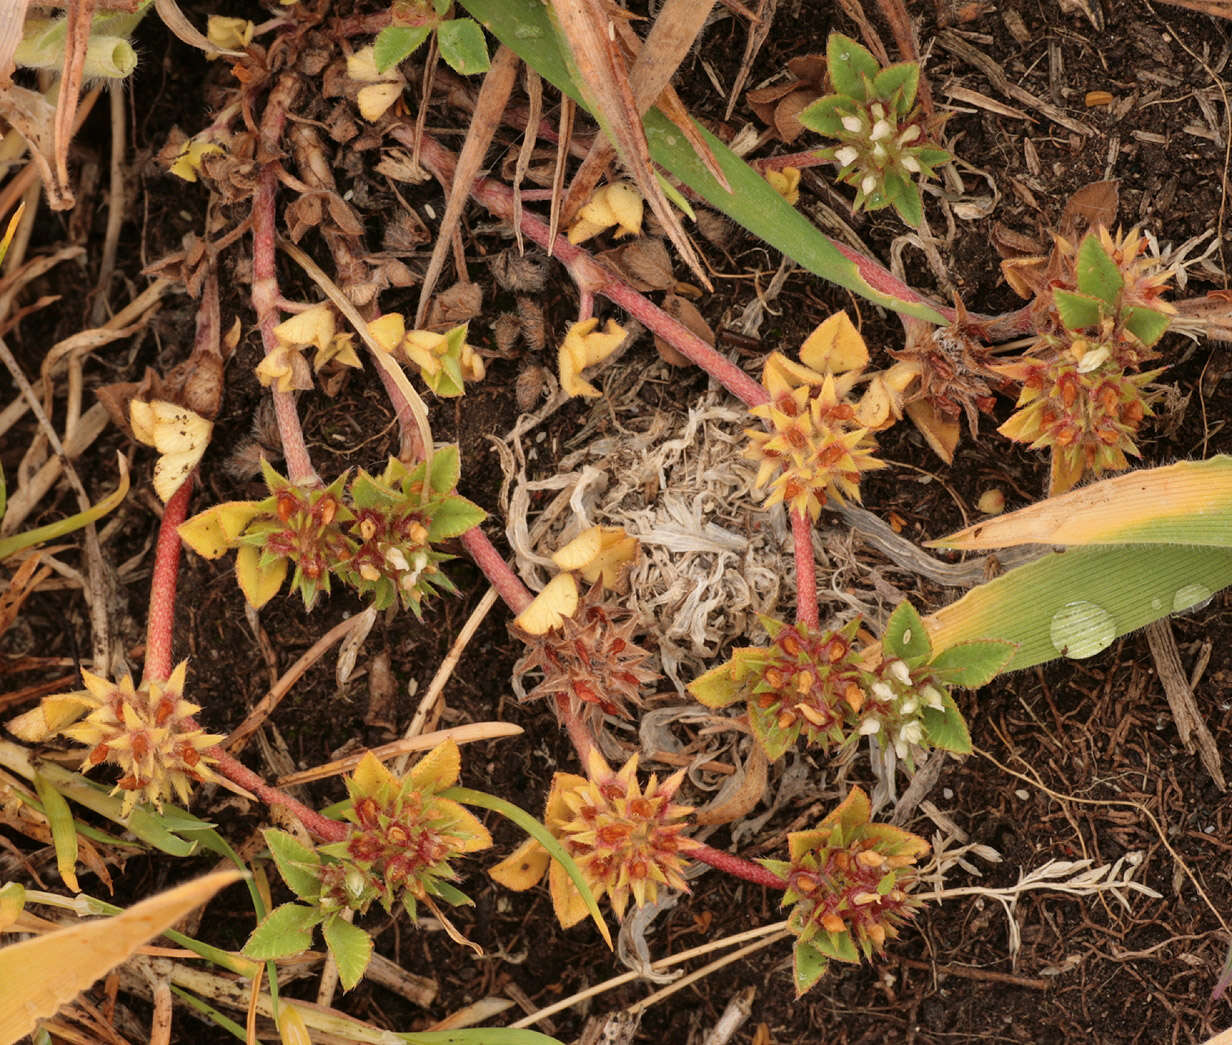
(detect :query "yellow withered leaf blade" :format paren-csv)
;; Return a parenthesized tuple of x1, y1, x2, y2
(235, 544, 288, 609)
(513, 573, 578, 635)
(0, 870, 243, 1043)
(932, 457, 1232, 551)
(799, 312, 868, 375)
(358, 83, 403, 122)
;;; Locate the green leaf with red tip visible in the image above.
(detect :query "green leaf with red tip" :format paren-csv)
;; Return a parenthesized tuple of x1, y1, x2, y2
(687, 660, 746, 708)
(426, 495, 485, 541)
(748, 701, 798, 761)
(794, 939, 829, 995)
(1076, 233, 1124, 305)
(929, 639, 1016, 688)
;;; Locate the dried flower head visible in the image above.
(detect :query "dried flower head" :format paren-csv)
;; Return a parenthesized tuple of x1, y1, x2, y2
(761, 786, 929, 995)
(511, 582, 658, 722)
(54, 663, 223, 815)
(491, 749, 700, 928)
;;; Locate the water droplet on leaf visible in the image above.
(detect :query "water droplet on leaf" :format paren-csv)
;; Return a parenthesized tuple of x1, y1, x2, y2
(1172, 583, 1213, 614)
(1049, 600, 1115, 659)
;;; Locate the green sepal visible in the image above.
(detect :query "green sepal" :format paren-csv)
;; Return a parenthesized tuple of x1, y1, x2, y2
(748, 699, 798, 761)
(263, 828, 323, 903)
(826, 33, 880, 100)
(322, 914, 373, 991)
(243, 902, 323, 960)
(882, 601, 931, 665)
(1076, 233, 1124, 305)
(425, 878, 473, 907)
(914, 147, 951, 169)
(813, 925, 860, 963)
(929, 639, 1016, 688)
(920, 691, 972, 754)
(793, 939, 829, 996)
(1054, 289, 1104, 331)
(1124, 305, 1170, 348)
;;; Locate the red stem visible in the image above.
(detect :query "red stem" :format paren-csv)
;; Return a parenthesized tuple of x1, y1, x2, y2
(459, 527, 532, 614)
(791, 509, 819, 631)
(408, 130, 770, 409)
(144, 479, 193, 684)
(211, 746, 347, 842)
(692, 842, 786, 889)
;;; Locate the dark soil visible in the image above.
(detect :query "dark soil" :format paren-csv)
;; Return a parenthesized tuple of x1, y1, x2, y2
(3, 1, 1232, 1043)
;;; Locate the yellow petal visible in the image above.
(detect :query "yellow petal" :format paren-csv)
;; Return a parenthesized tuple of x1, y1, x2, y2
(205, 15, 253, 52)
(169, 139, 223, 183)
(905, 400, 960, 465)
(600, 182, 644, 239)
(367, 313, 406, 354)
(347, 45, 397, 83)
(235, 544, 288, 609)
(489, 838, 551, 890)
(410, 739, 461, 792)
(128, 398, 156, 445)
(548, 861, 593, 930)
(551, 527, 603, 571)
(434, 798, 493, 852)
(799, 312, 869, 374)
(351, 751, 398, 798)
(357, 83, 402, 122)
(274, 304, 335, 352)
(558, 319, 627, 399)
(766, 166, 801, 206)
(179, 502, 259, 559)
(129, 401, 213, 503)
(513, 573, 579, 635)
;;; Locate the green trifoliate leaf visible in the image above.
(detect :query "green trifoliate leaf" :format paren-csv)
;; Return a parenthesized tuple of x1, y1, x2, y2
(437, 17, 490, 75)
(793, 939, 829, 996)
(373, 25, 431, 72)
(243, 903, 323, 960)
(1054, 289, 1104, 332)
(263, 829, 323, 903)
(322, 915, 373, 991)
(920, 691, 972, 754)
(1076, 233, 1124, 305)
(929, 639, 1016, 689)
(826, 33, 880, 100)
(883, 601, 931, 665)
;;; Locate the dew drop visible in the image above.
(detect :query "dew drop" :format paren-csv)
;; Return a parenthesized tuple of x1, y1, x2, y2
(1150, 596, 1162, 611)
(513, 23, 543, 39)
(1172, 583, 1213, 614)
(901, 628, 912, 645)
(1048, 600, 1116, 659)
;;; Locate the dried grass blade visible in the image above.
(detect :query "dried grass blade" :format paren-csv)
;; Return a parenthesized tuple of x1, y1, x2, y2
(512, 65, 544, 254)
(547, 0, 710, 288)
(723, 0, 776, 121)
(0, 0, 32, 84)
(52, 0, 97, 209)
(152, 0, 241, 55)
(415, 44, 520, 327)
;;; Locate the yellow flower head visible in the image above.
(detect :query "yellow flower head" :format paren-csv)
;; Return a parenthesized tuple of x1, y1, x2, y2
(491, 749, 699, 928)
(58, 663, 223, 816)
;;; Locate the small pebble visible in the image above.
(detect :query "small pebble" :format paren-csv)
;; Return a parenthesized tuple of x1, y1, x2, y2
(942, 788, 954, 800)
(1014, 789, 1030, 801)
(977, 488, 1006, 515)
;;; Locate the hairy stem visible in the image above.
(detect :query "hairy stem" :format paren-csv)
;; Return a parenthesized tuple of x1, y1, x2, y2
(211, 747, 347, 842)
(144, 479, 193, 684)
(792, 509, 819, 631)
(459, 527, 533, 614)
(693, 842, 786, 889)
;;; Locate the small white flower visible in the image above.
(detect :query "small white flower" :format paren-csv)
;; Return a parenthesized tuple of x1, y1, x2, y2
(841, 115, 864, 134)
(888, 660, 911, 686)
(901, 154, 921, 174)
(861, 173, 879, 196)
(834, 145, 860, 168)
(899, 697, 918, 717)
(871, 143, 888, 162)
(1077, 346, 1111, 374)
(900, 720, 924, 746)
(921, 685, 944, 710)
(869, 118, 893, 142)
(871, 103, 886, 120)
(894, 739, 908, 760)
(385, 546, 410, 572)
(871, 681, 894, 702)
(898, 125, 922, 145)
(860, 717, 881, 735)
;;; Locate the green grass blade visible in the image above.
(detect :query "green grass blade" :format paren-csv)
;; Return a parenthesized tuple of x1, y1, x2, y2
(460, 0, 947, 325)
(442, 786, 612, 948)
(926, 545, 1232, 672)
(399, 1031, 564, 1044)
(168, 987, 248, 1041)
(0, 456, 130, 561)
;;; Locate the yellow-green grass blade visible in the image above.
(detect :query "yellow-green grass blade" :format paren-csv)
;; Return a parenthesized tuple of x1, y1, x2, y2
(926, 545, 1232, 672)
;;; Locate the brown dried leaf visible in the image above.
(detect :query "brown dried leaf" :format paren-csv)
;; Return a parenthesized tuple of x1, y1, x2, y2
(654, 294, 713, 366)
(695, 743, 768, 825)
(600, 237, 674, 292)
(426, 282, 483, 329)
